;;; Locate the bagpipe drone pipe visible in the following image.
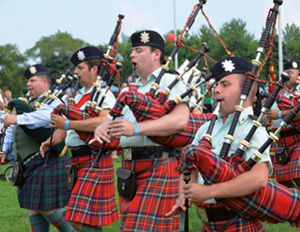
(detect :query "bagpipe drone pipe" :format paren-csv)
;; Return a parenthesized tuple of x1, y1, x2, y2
(218, 0, 284, 159)
(51, 14, 125, 151)
(34, 64, 75, 109)
(52, 61, 123, 151)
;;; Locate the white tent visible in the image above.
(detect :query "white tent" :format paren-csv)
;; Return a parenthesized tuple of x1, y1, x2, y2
(176, 59, 202, 86)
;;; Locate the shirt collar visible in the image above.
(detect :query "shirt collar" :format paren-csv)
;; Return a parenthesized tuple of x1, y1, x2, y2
(218, 106, 254, 124)
(78, 86, 93, 95)
(136, 67, 162, 87)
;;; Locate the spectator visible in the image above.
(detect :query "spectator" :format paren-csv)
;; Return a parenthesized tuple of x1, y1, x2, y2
(127, 75, 132, 85)
(62, 89, 72, 104)
(4, 90, 12, 105)
(121, 82, 128, 90)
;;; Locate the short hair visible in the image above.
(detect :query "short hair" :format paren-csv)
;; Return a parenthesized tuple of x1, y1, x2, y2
(38, 74, 52, 88)
(151, 46, 165, 64)
(5, 90, 11, 95)
(85, 58, 102, 72)
(238, 74, 257, 104)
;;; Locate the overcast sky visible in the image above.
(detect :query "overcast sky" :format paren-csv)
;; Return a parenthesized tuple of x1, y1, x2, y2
(1, 0, 299, 55)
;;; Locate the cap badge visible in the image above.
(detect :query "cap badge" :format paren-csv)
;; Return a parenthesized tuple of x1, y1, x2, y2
(29, 66, 37, 74)
(222, 60, 235, 72)
(292, 61, 298, 69)
(77, 51, 85, 61)
(140, 31, 150, 44)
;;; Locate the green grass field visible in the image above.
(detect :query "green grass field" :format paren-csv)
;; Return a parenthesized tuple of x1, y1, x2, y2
(0, 158, 298, 232)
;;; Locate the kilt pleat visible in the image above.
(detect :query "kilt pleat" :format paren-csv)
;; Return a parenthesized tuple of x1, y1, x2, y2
(274, 133, 300, 182)
(18, 153, 71, 210)
(119, 158, 180, 232)
(65, 153, 119, 226)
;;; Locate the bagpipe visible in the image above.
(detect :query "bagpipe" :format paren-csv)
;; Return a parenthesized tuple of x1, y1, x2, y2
(102, 1, 214, 149)
(53, 2, 216, 155)
(34, 64, 76, 109)
(5, 65, 75, 115)
(179, 99, 300, 227)
(51, 14, 125, 152)
(178, 0, 300, 228)
(4, 66, 76, 145)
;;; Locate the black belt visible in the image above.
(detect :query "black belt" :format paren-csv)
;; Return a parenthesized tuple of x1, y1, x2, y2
(280, 128, 300, 138)
(122, 146, 179, 160)
(198, 206, 239, 222)
(68, 145, 99, 157)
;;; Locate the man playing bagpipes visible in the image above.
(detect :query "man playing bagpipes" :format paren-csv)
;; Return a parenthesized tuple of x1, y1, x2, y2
(40, 47, 119, 232)
(92, 30, 192, 232)
(167, 56, 273, 231)
(0, 65, 74, 232)
(266, 61, 300, 188)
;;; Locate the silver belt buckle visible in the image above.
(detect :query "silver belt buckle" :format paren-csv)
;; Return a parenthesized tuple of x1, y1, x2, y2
(197, 207, 209, 222)
(122, 148, 132, 161)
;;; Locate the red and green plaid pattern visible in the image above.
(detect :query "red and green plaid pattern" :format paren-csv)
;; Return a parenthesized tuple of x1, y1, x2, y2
(18, 152, 71, 210)
(65, 153, 119, 226)
(110, 88, 213, 147)
(276, 92, 294, 110)
(67, 99, 76, 107)
(199, 203, 265, 231)
(180, 142, 300, 228)
(52, 103, 121, 150)
(119, 158, 180, 231)
(276, 92, 300, 131)
(274, 132, 300, 182)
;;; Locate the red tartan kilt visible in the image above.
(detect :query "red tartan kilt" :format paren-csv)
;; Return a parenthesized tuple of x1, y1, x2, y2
(274, 132, 300, 182)
(181, 143, 300, 227)
(119, 158, 180, 231)
(66, 154, 119, 226)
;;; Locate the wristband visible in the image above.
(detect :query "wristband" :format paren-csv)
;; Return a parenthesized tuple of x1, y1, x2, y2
(134, 122, 139, 135)
(64, 119, 70, 130)
(0, 95, 3, 102)
(278, 111, 282, 119)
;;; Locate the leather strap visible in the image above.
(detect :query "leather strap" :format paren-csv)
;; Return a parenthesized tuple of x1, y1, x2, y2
(136, 157, 176, 176)
(76, 158, 96, 172)
(218, 215, 240, 232)
(279, 128, 300, 138)
(75, 93, 91, 108)
(75, 153, 110, 171)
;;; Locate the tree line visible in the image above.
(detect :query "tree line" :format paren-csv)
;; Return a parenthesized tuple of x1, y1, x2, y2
(1, 19, 299, 96)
